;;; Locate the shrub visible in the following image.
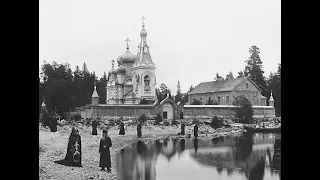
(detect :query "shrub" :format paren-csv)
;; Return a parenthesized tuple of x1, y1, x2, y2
(192, 119, 199, 125)
(232, 95, 253, 124)
(85, 118, 92, 126)
(138, 114, 148, 124)
(115, 117, 122, 126)
(211, 116, 220, 129)
(154, 113, 163, 125)
(66, 112, 82, 122)
(171, 119, 179, 125)
(163, 120, 170, 126)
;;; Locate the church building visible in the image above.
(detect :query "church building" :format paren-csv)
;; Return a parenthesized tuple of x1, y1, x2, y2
(106, 18, 157, 104)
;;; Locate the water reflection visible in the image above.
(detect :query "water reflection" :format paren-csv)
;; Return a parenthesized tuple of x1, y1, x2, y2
(116, 132, 281, 180)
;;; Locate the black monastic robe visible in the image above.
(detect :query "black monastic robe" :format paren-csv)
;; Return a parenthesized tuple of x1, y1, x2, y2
(92, 120, 98, 135)
(54, 134, 82, 167)
(99, 137, 112, 168)
(119, 122, 125, 135)
(137, 123, 142, 137)
(194, 124, 198, 138)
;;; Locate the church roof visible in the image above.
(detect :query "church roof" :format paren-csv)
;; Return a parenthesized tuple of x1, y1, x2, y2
(189, 77, 247, 95)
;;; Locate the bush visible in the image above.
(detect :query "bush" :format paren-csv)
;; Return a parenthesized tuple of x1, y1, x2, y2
(154, 113, 163, 125)
(138, 114, 147, 124)
(171, 119, 179, 125)
(85, 118, 92, 126)
(211, 116, 220, 129)
(66, 112, 82, 122)
(232, 95, 253, 124)
(192, 119, 199, 125)
(163, 120, 170, 126)
(115, 118, 122, 126)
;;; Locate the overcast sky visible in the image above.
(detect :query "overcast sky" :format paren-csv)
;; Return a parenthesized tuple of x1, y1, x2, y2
(39, 0, 281, 94)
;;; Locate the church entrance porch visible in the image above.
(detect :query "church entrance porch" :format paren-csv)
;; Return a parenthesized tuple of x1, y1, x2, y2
(163, 103, 173, 120)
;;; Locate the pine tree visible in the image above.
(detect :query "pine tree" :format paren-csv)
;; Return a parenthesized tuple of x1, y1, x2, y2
(97, 72, 107, 104)
(237, 71, 245, 78)
(244, 45, 267, 96)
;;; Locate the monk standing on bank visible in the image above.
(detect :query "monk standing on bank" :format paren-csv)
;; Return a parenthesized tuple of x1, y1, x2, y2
(99, 130, 112, 172)
(137, 122, 142, 138)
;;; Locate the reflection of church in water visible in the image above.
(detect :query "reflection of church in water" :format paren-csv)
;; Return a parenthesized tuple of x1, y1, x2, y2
(106, 17, 156, 104)
(115, 135, 280, 180)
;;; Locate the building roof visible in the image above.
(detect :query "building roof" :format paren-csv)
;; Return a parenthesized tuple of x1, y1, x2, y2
(189, 77, 247, 95)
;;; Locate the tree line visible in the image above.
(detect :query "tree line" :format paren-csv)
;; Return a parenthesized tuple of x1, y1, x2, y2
(39, 61, 107, 116)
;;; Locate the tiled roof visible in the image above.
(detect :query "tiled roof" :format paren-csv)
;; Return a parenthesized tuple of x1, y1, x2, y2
(189, 77, 246, 95)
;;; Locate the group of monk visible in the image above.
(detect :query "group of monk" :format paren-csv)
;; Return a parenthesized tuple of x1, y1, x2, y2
(52, 118, 199, 172)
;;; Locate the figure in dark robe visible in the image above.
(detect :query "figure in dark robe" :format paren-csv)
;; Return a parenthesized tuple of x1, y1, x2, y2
(92, 119, 98, 135)
(50, 116, 57, 132)
(54, 127, 82, 167)
(40, 105, 50, 128)
(194, 123, 198, 138)
(193, 138, 198, 154)
(180, 139, 185, 153)
(137, 123, 142, 138)
(99, 130, 112, 172)
(119, 122, 125, 135)
(179, 112, 183, 119)
(180, 123, 185, 135)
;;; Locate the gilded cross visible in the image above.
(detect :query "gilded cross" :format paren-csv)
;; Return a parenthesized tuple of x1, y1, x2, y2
(141, 16, 146, 26)
(125, 38, 130, 48)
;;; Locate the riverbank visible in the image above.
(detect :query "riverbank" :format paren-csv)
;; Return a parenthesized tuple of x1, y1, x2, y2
(39, 121, 244, 180)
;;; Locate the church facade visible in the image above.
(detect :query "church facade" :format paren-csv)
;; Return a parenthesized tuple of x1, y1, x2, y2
(106, 21, 156, 104)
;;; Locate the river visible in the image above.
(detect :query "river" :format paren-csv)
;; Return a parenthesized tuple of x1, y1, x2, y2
(115, 132, 281, 180)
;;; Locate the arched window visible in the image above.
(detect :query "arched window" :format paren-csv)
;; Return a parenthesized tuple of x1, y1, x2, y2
(226, 95, 229, 103)
(144, 75, 151, 86)
(135, 74, 140, 83)
(246, 83, 249, 89)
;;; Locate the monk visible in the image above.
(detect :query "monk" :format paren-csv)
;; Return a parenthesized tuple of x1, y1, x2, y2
(137, 122, 142, 138)
(99, 130, 112, 172)
(119, 122, 125, 135)
(92, 119, 98, 135)
(194, 123, 198, 138)
(54, 127, 82, 167)
(50, 115, 57, 132)
(180, 123, 185, 135)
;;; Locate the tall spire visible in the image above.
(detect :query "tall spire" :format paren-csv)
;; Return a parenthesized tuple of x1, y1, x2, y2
(134, 16, 155, 67)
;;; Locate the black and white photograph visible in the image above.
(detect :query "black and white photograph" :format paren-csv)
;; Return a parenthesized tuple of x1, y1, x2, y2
(39, 0, 281, 179)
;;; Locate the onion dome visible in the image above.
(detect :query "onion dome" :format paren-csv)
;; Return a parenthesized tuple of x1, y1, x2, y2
(117, 55, 122, 65)
(121, 49, 137, 64)
(116, 66, 126, 74)
(111, 69, 117, 75)
(140, 28, 147, 36)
